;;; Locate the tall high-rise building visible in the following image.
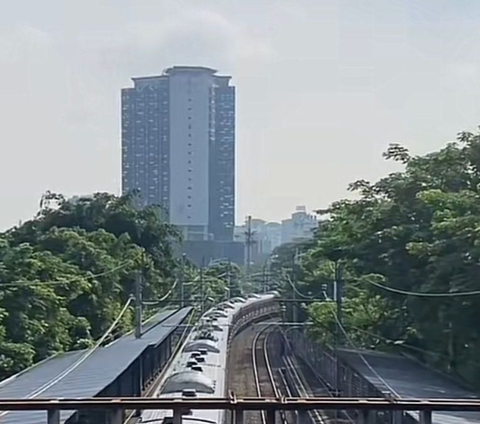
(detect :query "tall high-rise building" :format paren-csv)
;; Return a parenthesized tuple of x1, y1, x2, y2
(121, 66, 235, 242)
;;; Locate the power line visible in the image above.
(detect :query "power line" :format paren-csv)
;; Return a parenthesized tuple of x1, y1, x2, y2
(329, 308, 400, 397)
(282, 259, 480, 298)
(142, 279, 180, 306)
(284, 273, 326, 299)
(344, 324, 480, 372)
(0, 258, 136, 288)
(122, 309, 197, 424)
(344, 325, 449, 360)
(0, 297, 134, 419)
(365, 278, 480, 297)
(316, 290, 400, 397)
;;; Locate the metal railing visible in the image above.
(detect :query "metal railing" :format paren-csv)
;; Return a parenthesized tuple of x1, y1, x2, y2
(3, 397, 480, 424)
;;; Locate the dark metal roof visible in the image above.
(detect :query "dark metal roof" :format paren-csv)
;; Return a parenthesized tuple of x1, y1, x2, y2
(0, 307, 192, 424)
(339, 348, 480, 424)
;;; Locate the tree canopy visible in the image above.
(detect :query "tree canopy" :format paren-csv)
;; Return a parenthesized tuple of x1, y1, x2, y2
(0, 192, 248, 379)
(0, 192, 180, 378)
(276, 129, 480, 388)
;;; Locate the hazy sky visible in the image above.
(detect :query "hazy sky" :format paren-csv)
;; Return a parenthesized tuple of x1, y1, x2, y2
(1, 0, 480, 229)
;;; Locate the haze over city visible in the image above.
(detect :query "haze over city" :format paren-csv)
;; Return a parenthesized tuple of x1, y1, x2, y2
(3, 1, 480, 421)
(1, 0, 480, 230)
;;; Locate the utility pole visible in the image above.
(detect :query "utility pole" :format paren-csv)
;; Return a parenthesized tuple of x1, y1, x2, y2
(335, 260, 343, 343)
(227, 260, 232, 301)
(333, 259, 343, 397)
(245, 216, 255, 283)
(200, 258, 205, 315)
(262, 263, 266, 293)
(292, 249, 298, 324)
(179, 254, 186, 308)
(134, 271, 143, 339)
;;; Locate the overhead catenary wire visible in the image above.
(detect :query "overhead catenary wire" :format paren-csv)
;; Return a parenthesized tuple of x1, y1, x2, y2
(282, 257, 480, 298)
(345, 325, 448, 358)
(142, 279, 180, 306)
(312, 289, 400, 397)
(284, 273, 326, 300)
(328, 304, 401, 398)
(34, 297, 133, 395)
(142, 272, 230, 307)
(0, 258, 138, 288)
(365, 278, 480, 297)
(123, 309, 197, 424)
(0, 296, 134, 420)
(281, 262, 401, 395)
(345, 324, 480, 371)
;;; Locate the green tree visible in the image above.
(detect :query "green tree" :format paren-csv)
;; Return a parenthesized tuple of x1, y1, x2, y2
(0, 192, 179, 379)
(275, 129, 480, 387)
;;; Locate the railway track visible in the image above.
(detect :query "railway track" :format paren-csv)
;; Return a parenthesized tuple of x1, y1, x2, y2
(283, 355, 328, 424)
(252, 326, 288, 424)
(281, 333, 355, 424)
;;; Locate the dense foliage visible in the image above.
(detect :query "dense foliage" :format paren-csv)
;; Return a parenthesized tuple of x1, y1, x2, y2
(0, 192, 246, 380)
(0, 192, 181, 378)
(275, 130, 480, 387)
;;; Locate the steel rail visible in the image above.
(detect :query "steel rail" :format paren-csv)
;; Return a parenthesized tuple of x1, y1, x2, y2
(283, 338, 357, 424)
(0, 398, 480, 411)
(252, 326, 271, 424)
(263, 331, 288, 424)
(278, 364, 296, 424)
(284, 355, 327, 424)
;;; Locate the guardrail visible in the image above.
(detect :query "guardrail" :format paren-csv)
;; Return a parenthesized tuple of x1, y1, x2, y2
(3, 397, 480, 424)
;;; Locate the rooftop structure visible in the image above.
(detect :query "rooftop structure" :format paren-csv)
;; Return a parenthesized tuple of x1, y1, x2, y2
(338, 348, 480, 424)
(0, 308, 192, 424)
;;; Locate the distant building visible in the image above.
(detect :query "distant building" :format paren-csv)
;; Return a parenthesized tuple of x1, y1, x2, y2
(234, 208, 318, 265)
(281, 206, 317, 244)
(234, 219, 281, 263)
(121, 66, 235, 243)
(265, 222, 282, 251)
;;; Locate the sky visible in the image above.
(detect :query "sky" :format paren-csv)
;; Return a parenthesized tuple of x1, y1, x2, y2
(1, 0, 480, 229)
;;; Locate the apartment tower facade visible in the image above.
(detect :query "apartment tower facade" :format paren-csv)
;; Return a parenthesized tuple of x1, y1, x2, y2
(121, 66, 235, 242)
